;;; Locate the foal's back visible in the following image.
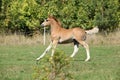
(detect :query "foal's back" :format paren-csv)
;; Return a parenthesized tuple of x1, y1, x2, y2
(59, 27, 86, 41)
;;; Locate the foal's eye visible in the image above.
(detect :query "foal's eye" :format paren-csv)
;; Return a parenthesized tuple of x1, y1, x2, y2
(46, 19, 49, 22)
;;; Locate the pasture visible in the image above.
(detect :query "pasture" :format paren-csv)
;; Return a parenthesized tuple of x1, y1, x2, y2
(0, 44, 120, 80)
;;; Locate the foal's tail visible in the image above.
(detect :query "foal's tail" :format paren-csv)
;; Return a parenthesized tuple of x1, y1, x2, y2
(85, 26, 99, 35)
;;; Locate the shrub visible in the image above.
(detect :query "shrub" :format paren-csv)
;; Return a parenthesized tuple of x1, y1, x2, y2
(33, 50, 73, 80)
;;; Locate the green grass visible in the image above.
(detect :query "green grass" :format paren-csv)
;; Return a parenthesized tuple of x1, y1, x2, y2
(0, 44, 120, 80)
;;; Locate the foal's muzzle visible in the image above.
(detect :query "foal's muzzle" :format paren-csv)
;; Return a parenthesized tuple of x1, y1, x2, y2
(41, 23, 44, 27)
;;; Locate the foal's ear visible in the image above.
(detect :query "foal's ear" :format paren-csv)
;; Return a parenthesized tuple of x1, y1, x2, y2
(48, 15, 53, 18)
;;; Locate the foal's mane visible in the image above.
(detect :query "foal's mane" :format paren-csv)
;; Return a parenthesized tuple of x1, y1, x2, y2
(49, 16, 61, 26)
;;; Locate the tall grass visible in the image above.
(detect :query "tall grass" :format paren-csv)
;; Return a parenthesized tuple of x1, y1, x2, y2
(0, 30, 120, 46)
(0, 33, 50, 45)
(86, 30, 120, 45)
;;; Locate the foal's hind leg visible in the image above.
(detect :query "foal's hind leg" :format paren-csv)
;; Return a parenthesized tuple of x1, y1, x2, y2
(70, 40, 79, 57)
(78, 41, 90, 61)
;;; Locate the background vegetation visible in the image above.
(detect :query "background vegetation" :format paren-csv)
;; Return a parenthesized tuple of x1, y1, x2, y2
(0, 0, 120, 35)
(0, 1, 120, 80)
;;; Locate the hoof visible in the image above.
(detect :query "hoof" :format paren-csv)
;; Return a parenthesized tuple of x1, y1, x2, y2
(36, 57, 41, 61)
(85, 58, 90, 62)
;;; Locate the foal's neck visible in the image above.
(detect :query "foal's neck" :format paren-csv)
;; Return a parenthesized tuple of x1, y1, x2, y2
(50, 21, 62, 33)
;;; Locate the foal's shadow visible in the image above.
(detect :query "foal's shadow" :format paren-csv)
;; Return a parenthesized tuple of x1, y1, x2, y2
(35, 58, 86, 65)
(36, 60, 39, 65)
(72, 58, 84, 61)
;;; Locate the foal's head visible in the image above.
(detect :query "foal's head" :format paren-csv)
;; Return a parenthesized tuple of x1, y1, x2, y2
(41, 15, 61, 27)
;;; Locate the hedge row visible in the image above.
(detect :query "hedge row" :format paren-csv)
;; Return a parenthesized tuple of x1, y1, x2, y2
(0, 0, 119, 35)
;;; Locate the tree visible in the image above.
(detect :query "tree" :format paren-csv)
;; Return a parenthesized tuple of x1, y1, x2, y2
(94, 0, 119, 32)
(0, 0, 119, 35)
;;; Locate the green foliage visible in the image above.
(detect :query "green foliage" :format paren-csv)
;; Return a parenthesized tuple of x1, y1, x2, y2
(33, 50, 73, 80)
(0, 0, 119, 34)
(94, 0, 120, 32)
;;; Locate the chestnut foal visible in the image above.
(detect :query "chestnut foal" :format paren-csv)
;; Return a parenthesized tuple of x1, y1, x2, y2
(36, 16, 99, 61)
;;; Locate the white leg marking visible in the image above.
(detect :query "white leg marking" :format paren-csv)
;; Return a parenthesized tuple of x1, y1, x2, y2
(36, 42, 52, 60)
(85, 48, 90, 61)
(70, 45, 79, 57)
(51, 48, 55, 57)
(51, 42, 57, 57)
(83, 42, 90, 61)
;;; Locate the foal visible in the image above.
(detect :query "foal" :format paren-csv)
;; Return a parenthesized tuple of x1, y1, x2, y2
(36, 16, 99, 61)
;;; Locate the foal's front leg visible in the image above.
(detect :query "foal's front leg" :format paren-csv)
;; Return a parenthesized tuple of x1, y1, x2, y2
(36, 42, 52, 61)
(51, 40, 58, 57)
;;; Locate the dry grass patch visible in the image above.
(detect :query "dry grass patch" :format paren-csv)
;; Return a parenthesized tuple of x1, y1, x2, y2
(0, 30, 120, 45)
(0, 33, 50, 45)
(87, 30, 120, 45)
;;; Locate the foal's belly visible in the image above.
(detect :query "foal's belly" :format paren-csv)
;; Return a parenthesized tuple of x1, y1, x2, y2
(58, 38, 73, 44)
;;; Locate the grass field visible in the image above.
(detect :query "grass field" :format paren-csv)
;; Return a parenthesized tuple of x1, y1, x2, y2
(0, 44, 120, 80)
